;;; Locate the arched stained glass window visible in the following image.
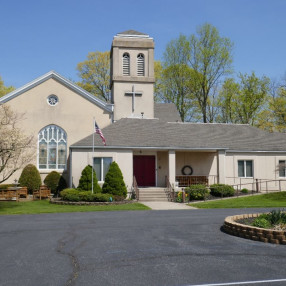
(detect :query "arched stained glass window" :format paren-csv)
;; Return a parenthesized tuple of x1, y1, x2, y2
(137, 53, 144, 76)
(122, 53, 130, 76)
(38, 125, 67, 169)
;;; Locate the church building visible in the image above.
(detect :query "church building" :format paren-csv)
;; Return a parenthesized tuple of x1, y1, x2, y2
(1, 30, 286, 195)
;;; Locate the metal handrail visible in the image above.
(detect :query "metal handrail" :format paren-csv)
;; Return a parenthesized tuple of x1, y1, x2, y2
(165, 176, 175, 202)
(133, 176, 139, 201)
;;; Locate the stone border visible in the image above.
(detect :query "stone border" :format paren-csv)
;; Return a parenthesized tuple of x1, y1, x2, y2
(50, 198, 136, 206)
(223, 213, 286, 245)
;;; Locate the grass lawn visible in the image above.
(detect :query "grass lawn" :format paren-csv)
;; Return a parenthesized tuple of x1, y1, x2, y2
(189, 192, 286, 209)
(0, 200, 150, 215)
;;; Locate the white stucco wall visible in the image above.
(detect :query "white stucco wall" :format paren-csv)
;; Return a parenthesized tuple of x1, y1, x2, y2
(3, 78, 112, 183)
(71, 148, 133, 191)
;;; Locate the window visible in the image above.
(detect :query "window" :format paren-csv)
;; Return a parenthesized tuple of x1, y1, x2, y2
(47, 95, 58, 106)
(38, 125, 67, 169)
(122, 53, 130, 76)
(279, 160, 286, 177)
(93, 157, 112, 181)
(137, 53, 144, 76)
(238, 160, 253, 177)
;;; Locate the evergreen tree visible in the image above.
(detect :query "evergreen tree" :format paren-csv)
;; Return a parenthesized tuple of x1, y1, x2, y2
(44, 171, 67, 196)
(19, 164, 42, 193)
(102, 162, 127, 198)
(77, 165, 101, 193)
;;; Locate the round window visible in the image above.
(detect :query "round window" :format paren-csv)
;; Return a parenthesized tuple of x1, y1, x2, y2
(47, 95, 58, 106)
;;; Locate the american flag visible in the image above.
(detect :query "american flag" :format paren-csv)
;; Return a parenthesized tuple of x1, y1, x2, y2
(94, 120, 106, 146)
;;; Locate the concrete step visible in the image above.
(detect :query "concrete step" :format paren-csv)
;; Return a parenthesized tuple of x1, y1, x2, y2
(138, 187, 169, 201)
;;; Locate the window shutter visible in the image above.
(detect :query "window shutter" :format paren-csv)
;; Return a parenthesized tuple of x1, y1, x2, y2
(122, 53, 130, 76)
(137, 53, 144, 76)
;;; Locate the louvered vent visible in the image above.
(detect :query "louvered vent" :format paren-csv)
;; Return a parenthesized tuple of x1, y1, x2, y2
(122, 53, 130, 76)
(137, 53, 144, 76)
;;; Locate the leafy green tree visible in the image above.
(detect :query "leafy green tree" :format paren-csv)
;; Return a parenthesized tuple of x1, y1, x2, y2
(189, 23, 233, 122)
(0, 76, 14, 97)
(155, 35, 198, 121)
(77, 165, 101, 193)
(102, 162, 127, 198)
(217, 72, 270, 125)
(19, 164, 42, 193)
(77, 51, 110, 102)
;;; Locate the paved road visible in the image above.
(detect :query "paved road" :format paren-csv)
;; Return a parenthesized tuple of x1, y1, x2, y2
(1, 208, 286, 286)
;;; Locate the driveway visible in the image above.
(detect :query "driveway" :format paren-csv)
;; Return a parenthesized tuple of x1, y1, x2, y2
(1, 208, 286, 286)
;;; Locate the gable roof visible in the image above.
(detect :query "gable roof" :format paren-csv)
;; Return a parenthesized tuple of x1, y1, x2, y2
(154, 103, 182, 122)
(71, 118, 286, 152)
(0, 71, 113, 113)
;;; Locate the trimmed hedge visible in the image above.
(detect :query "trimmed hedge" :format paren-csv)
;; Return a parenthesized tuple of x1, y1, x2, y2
(185, 184, 209, 201)
(0, 184, 13, 190)
(210, 184, 235, 197)
(102, 162, 127, 198)
(44, 171, 67, 196)
(60, 188, 113, 202)
(78, 165, 101, 193)
(19, 164, 42, 194)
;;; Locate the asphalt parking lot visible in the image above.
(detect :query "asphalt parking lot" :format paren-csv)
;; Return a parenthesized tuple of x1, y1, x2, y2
(1, 208, 286, 286)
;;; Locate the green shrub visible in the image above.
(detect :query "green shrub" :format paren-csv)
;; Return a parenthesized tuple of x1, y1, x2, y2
(0, 184, 13, 190)
(94, 193, 113, 202)
(60, 188, 80, 201)
(241, 188, 249, 194)
(112, 195, 125, 201)
(78, 165, 101, 193)
(185, 184, 209, 201)
(252, 217, 272, 229)
(210, 184, 235, 197)
(78, 191, 96, 202)
(268, 209, 286, 225)
(44, 171, 67, 196)
(19, 164, 42, 194)
(102, 162, 127, 198)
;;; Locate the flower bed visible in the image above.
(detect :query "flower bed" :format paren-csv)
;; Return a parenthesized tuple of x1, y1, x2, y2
(50, 198, 135, 206)
(223, 213, 286, 245)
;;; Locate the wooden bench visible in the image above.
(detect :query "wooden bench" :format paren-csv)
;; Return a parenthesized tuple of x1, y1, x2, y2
(0, 190, 19, 201)
(18, 187, 28, 198)
(33, 186, 51, 200)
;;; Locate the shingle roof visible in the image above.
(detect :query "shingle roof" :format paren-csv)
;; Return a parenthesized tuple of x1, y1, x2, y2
(154, 103, 182, 122)
(71, 118, 286, 152)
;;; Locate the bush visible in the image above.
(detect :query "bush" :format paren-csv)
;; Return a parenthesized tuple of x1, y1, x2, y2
(241, 188, 249, 194)
(252, 217, 272, 229)
(60, 188, 80, 201)
(185, 184, 209, 201)
(78, 165, 101, 193)
(210, 184, 235, 197)
(268, 209, 286, 225)
(19, 164, 42, 194)
(102, 162, 127, 198)
(0, 184, 13, 190)
(60, 189, 113, 202)
(44, 171, 67, 196)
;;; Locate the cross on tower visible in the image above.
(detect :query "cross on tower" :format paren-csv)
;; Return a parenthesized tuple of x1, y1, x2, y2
(125, 85, 142, 113)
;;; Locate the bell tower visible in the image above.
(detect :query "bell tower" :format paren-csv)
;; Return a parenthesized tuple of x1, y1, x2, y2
(110, 30, 155, 121)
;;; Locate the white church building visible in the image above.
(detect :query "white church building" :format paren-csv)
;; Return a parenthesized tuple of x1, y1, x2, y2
(1, 30, 286, 194)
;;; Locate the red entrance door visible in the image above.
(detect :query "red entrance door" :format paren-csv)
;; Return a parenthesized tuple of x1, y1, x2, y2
(133, 156, 156, 187)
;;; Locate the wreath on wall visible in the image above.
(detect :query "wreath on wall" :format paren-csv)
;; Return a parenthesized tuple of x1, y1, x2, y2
(181, 165, 193, 176)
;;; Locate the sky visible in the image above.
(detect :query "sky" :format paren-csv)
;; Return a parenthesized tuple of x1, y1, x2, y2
(1, 0, 286, 88)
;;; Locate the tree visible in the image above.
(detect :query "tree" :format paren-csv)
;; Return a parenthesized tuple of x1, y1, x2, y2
(102, 162, 127, 198)
(0, 105, 34, 183)
(217, 72, 270, 125)
(77, 51, 110, 102)
(0, 76, 14, 98)
(155, 35, 198, 121)
(189, 23, 233, 122)
(77, 165, 101, 193)
(18, 164, 42, 193)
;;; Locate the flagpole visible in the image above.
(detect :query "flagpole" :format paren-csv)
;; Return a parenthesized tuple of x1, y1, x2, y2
(92, 117, 95, 194)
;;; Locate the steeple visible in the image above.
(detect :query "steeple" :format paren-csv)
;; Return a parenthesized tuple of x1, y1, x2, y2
(110, 30, 155, 121)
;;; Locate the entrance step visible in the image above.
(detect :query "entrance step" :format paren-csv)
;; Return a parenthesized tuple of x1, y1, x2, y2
(138, 187, 169, 202)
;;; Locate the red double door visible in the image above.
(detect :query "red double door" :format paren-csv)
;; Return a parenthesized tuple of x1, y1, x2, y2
(133, 156, 156, 187)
